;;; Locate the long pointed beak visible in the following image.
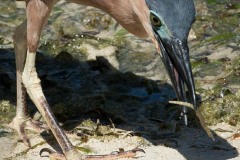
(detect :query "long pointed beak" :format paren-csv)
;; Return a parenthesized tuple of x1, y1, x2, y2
(155, 34, 197, 125)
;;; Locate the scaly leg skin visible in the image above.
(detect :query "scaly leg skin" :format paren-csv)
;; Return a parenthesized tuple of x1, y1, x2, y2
(40, 148, 145, 160)
(9, 20, 47, 147)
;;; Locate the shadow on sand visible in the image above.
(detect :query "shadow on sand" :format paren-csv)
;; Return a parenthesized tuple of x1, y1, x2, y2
(0, 48, 238, 160)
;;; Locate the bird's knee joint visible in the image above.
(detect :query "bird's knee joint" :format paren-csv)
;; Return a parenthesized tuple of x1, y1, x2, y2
(22, 67, 41, 89)
(27, 43, 39, 53)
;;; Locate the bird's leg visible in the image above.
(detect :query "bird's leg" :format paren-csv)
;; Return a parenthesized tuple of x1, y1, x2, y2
(22, 52, 143, 159)
(8, 20, 47, 147)
(22, 48, 83, 159)
(19, 1, 83, 159)
(11, 1, 144, 159)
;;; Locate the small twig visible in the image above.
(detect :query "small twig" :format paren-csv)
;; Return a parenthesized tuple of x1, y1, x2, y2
(108, 118, 116, 131)
(196, 110, 214, 140)
(169, 101, 194, 109)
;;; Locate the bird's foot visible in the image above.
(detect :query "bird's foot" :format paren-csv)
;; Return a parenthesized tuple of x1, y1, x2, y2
(40, 147, 145, 160)
(7, 116, 48, 147)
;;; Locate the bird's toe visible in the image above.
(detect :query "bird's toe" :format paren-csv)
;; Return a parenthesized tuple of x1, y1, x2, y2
(7, 116, 48, 147)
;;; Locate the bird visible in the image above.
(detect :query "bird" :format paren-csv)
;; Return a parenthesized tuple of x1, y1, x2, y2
(11, 0, 196, 159)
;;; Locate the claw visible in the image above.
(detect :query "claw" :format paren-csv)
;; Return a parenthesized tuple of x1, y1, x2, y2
(19, 124, 31, 147)
(40, 148, 56, 156)
(40, 148, 65, 160)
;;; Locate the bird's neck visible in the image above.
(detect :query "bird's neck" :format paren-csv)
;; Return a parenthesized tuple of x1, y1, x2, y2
(69, 0, 149, 38)
(105, 0, 150, 38)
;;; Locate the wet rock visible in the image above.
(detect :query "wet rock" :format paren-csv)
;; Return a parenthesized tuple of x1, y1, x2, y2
(55, 51, 74, 64)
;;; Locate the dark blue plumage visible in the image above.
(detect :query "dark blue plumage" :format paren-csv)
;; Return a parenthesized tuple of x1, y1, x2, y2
(146, 0, 196, 40)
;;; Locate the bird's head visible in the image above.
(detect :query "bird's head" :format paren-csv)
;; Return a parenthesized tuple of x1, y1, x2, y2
(136, 0, 197, 113)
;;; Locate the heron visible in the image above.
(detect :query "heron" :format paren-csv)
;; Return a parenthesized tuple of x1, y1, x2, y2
(11, 0, 197, 159)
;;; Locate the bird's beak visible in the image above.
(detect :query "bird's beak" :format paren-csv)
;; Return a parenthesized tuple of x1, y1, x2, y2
(133, 2, 196, 124)
(154, 32, 197, 123)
